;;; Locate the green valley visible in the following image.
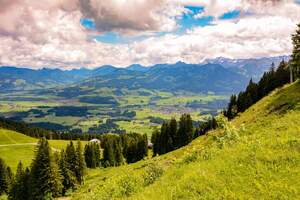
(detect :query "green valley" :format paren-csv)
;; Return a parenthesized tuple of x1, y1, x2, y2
(0, 87, 227, 136)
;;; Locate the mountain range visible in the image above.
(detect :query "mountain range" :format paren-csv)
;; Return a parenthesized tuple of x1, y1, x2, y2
(0, 56, 289, 93)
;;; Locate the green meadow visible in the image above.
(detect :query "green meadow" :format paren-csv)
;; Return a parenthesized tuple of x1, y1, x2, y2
(0, 129, 88, 171)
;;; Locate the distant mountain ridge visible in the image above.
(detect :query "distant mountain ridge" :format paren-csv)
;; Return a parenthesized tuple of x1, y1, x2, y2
(0, 56, 289, 93)
(202, 56, 290, 80)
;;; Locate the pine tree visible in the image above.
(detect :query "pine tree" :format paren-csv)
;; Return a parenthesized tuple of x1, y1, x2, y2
(8, 162, 30, 200)
(178, 114, 194, 146)
(226, 95, 238, 119)
(151, 130, 159, 156)
(102, 138, 114, 167)
(84, 144, 93, 168)
(113, 137, 124, 166)
(94, 143, 101, 167)
(59, 150, 77, 195)
(291, 23, 300, 78)
(6, 166, 13, 190)
(159, 123, 168, 154)
(0, 158, 9, 195)
(142, 134, 148, 157)
(169, 118, 178, 148)
(29, 138, 62, 199)
(75, 140, 85, 184)
(65, 141, 77, 179)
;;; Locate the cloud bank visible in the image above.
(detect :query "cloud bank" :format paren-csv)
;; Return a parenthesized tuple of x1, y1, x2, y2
(0, 0, 299, 68)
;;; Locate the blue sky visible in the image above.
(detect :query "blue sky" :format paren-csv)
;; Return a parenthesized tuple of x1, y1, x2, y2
(81, 6, 241, 44)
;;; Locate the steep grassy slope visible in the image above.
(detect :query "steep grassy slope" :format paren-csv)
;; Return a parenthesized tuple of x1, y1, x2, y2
(0, 129, 87, 171)
(72, 81, 300, 200)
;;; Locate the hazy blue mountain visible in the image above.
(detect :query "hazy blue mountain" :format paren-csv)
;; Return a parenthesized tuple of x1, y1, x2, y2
(67, 68, 92, 78)
(74, 62, 248, 94)
(92, 65, 118, 76)
(127, 64, 149, 72)
(0, 66, 83, 91)
(0, 56, 289, 92)
(203, 56, 290, 81)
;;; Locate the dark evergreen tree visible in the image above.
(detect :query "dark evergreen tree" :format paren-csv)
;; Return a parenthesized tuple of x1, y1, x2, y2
(151, 130, 159, 157)
(8, 162, 30, 200)
(65, 141, 77, 180)
(84, 144, 93, 168)
(178, 114, 193, 146)
(6, 166, 13, 191)
(169, 118, 178, 148)
(291, 23, 300, 78)
(113, 137, 124, 166)
(29, 138, 62, 199)
(84, 142, 101, 168)
(59, 150, 77, 195)
(75, 140, 85, 185)
(225, 95, 238, 119)
(0, 158, 9, 195)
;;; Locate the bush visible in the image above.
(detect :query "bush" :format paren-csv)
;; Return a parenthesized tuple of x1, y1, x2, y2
(143, 164, 164, 186)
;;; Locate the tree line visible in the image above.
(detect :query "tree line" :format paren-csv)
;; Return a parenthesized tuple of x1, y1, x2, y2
(0, 132, 149, 199)
(291, 23, 300, 80)
(224, 22, 300, 120)
(223, 60, 290, 119)
(101, 133, 148, 167)
(0, 117, 115, 141)
(0, 138, 85, 200)
(151, 114, 217, 156)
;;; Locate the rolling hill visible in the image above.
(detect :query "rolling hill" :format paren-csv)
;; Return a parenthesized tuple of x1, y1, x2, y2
(0, 129, 87, 171)
(71, 80, 300, 200)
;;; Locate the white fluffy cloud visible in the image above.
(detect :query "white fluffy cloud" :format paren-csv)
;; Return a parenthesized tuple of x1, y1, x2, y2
(0, 0, 299, 69)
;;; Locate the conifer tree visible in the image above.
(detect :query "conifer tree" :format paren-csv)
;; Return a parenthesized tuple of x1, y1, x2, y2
(65, 141, 77, 179)
(84, 144, 93, 168)
(178, 114, 193, 146)
(113, 137, 124, 166)
(29, 138, 62, 199)
(6, 166, 13, 191)
(59, 150, 77, 195)
(0, 158, 9, 195)
(291, 23, 300, 78)
(75, 140, 85, 184)
(94, 143, 101, 167)
(102, 136, 117, 167)
(151, 130, 159, 156)
(169, 118, 178, 148)
(8, 162, 30, 200)
(142, 134, 148, 157)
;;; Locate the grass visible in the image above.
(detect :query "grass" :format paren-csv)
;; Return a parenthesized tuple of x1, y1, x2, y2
(0, 129, 36, 145)
(0, 101, 61, 113)
(71, 81, 300, 200)
(116, 120, 158, 137)
(154, 94, 227, 106)
(25, 115, 82, 126)
(0, 129, 88, 171)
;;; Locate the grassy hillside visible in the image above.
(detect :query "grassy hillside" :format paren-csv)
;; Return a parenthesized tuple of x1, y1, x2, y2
(72, 81, 300, 200)
(0, 129, 87, 171)
(0, 129, 36, 145)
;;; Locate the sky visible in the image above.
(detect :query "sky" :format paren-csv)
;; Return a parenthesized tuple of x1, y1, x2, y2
(0, 0, 300, 69)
